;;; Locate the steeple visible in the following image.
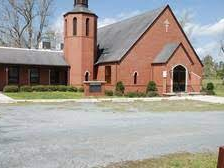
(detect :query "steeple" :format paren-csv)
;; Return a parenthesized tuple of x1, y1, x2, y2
(63, 0, 98, 87)
(74, 0, 88, 8)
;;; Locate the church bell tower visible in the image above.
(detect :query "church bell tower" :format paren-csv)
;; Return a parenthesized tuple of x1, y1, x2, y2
(64, 0, 97, 86)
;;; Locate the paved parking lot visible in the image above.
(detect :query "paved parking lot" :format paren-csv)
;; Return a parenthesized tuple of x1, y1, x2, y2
(0, 102, 223, 168)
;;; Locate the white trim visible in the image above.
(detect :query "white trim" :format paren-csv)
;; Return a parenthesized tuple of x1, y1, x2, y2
(83, 81, 106, 84)
(133, 71, 139, 76)
(191, 72, 202, 79)
(170, 64, 188, 93)
(84, 71, 91, 76)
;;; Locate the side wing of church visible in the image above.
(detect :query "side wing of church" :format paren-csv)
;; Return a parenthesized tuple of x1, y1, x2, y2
(0, 0, 203, 95)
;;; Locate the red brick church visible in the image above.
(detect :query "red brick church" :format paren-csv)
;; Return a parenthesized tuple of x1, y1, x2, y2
(0, 0, 203, 95)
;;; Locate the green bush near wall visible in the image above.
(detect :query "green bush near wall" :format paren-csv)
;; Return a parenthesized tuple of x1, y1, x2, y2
(3, 85, 79, 93)
(115, 81, 125, 95)
(3, 85, 19, 93)
(105, 90, 114, 96)
(20, 85, 33, 92)
(78, 87, 84, 92)
(32, 85, 49, 92)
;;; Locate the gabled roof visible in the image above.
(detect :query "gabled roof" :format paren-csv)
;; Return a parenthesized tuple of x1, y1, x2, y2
(153, 43, 194, 64)
(0, 47, 68, 67)
(153, 43, 180, 64)
(96, 6, 167, 64)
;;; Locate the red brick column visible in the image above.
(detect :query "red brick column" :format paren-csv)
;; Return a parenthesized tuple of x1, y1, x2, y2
(48, 69, 51, 85)
(218, 147, 224, 168)
(5, 67, 8, 85)
(28, 68, 31, 85)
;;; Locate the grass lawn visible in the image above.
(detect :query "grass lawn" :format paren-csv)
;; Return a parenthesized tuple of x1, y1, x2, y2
(203, 79, 224, 97)
(97, 100, 224, 112)
(5, 92, 84, 100)
(105, 153, 217, 168)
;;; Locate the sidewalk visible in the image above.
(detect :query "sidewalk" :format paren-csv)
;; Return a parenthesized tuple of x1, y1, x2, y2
(0, 92, 16, 104)
(187, 95, 224, 104)
(1, 92, 224, 104)
(13, 95, 224, 104)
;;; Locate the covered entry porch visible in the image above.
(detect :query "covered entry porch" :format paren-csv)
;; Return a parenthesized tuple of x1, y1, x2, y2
(152, 43, 202, 95)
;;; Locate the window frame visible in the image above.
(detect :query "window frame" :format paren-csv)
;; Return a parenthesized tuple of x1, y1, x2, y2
(65, 19, 68, 36)
(30, 68, 40, 85)
(105, 66, 112, 84)
(85, 71, 90, 81)
(86, 18, 90, 36)
(8, 66, 19, 85)
(50, 69, 60, 85)
(133, 72, 138, 85)
(73, 17, 77, 36)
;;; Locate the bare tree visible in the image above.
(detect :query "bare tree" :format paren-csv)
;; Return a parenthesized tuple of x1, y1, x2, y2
(35, 0, 54, 48)
(0, 0, 28, 47)
(0, 0, 54, 48)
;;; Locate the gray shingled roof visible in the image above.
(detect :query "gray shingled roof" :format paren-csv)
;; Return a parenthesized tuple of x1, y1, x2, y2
(153, 43, 180, 64)
(96, 6, 167, 64)
(0, 47, 68, 66)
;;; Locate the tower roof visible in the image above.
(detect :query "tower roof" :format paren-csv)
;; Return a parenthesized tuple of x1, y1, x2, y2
(64, 0, 96, 17)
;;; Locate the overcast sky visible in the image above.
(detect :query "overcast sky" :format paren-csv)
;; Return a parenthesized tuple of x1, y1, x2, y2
(52, 0, 224, 61)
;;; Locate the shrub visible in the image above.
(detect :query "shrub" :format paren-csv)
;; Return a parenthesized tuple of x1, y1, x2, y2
(105, 90, 113, 96)
(47, 85, 58, 92)
(147, 91, 159, 97)
(147, 81, 157, 93)
(78, 87, 84, 92)
(67, 86, 77, 92)
(20, 85, 33, 92)
(32, 85, 49, 92)
(57, 85, 68, 92)
(115, 81, 125, 95)
(3, 85, 19, 93)
(206, 82, 215, 91)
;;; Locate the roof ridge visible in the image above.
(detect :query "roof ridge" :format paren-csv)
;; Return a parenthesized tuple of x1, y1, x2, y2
(0, 46, 63, 53)
(98, 5, 167, 30)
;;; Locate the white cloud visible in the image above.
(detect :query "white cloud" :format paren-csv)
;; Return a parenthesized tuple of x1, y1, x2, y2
(186, 18, 224, 38)
(196, 42, 219, 56)
(180, 11, 224, 61)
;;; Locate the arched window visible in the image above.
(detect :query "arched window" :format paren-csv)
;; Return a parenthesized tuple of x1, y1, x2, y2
(65, 19, 67, 36)
(85, 71, 90, 81)
(73, 17, 77, 36)
(86, 18, 89, 36)
(133, 72, 138, 85)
